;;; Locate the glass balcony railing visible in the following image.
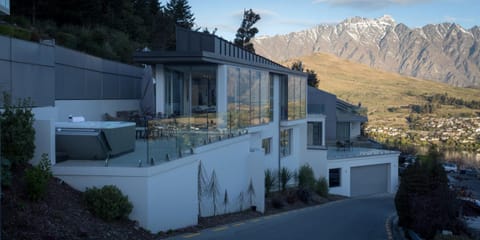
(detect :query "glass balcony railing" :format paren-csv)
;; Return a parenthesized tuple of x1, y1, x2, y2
(136, 112, 247, 165)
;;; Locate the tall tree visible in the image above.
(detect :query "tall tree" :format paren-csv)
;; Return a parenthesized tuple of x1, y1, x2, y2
(234, 9, 260, 53)
(306, 69, 319, 88)
(151, 5, 176, 50)
(165, 0, 195, 29)
(291, 60, 320, 88)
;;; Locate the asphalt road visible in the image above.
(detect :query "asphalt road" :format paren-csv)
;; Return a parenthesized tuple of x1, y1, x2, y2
(168, 194, 396, 240)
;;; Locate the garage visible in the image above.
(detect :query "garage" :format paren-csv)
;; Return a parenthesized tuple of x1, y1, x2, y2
(350, 164, 389, 197)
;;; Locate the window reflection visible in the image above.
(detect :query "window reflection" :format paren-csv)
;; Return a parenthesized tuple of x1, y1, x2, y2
(227, 66, 272, 128)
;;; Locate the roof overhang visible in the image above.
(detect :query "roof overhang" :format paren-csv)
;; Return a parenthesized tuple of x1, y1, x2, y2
(337, 111, 368, 123)
(133, 51, 307, 77)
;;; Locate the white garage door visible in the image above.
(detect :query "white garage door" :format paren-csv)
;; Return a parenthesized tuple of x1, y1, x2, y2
(350, 164, 389, 197)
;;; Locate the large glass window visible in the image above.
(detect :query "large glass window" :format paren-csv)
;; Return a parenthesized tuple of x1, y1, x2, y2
(164, 65, 217, 126)
(164, 66, 188, 117)
(227, 66, 272, 128)
(250, 71, 261, 125)
(282, 74, 307, 121)
(260, 73, 272, 123)
(307, 121, 323, 147)
(239, 68, 251, 127)
(191, 67, 216, 113)
(280, 128, 292, 157)
(279, 75, 288, 121)
(262, 137, 272, 155)
(336, 122, 350, 141)
(227, 67, 240, 129)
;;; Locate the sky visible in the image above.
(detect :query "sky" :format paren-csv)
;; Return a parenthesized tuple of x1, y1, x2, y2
(175, 0, 479, 41)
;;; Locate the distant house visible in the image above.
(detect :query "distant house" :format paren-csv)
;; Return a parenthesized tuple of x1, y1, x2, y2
(308, 87, 367, 143)
(1, 28, 398, 232)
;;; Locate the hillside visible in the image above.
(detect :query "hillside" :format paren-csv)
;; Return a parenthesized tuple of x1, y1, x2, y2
(253, 15, 480, 87)
(290, 53, 480, 128)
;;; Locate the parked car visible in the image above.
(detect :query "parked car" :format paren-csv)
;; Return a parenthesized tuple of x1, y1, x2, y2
(442, 163, 458, 173)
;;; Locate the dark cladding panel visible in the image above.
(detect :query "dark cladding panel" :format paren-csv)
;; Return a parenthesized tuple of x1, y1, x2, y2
(102, 60, 118, 74)
(12, 38, 54, 66)
(84, 70, 102, 99)
(102, 73, 119, 99)
(55, 65, 85, 99)
(84, 54, 103, 71)
(11, 62, 54, 106)
(55, 46, 86, 69)
(118, 76, 136, 99)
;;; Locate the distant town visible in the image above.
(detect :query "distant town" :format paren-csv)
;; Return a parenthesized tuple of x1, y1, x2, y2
(365, 116, 480, 152)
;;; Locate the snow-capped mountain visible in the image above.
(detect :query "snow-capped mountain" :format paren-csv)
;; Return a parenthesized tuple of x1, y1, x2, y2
(252, 15, 480, 87)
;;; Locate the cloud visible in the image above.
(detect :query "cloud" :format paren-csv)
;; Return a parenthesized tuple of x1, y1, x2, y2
(312, 0, 431, 9)
(443, 16, 475, 23)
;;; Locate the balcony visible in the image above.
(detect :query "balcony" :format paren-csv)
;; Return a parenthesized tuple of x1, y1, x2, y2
(326, 138, 398, 160)
(54, 112, 247, 168)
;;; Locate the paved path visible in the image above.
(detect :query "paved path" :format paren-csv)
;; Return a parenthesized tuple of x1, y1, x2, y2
(168, 194, 396, 240)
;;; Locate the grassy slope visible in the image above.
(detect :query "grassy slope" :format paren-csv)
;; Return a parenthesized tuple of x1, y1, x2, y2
(287, 53, 480, 128)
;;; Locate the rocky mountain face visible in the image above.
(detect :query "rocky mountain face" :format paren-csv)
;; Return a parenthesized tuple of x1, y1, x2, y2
(252, 15, 480, 87)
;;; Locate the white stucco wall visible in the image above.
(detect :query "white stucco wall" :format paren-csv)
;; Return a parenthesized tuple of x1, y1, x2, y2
(327, 153, 399, 197)
(32, 107, 56, 165)
(303, 149, 328, 180)
(52, 134, 265, 233)
(53, 157, 198, 233)
(196, 135, 264, 216)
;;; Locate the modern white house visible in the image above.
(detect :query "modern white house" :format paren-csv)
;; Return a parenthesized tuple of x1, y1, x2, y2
(1, 28, 399, 233)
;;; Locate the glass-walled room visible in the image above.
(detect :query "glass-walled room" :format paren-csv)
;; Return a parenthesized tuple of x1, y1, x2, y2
(227, 66, 273, 129)
(164, 65, 217, 130)
(280, 74, 307, 121)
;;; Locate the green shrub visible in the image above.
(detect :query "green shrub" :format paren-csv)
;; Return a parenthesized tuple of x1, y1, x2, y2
(0, 93, 36, 167)
(12, 28, 31, 41)
(315, 177, 329, 198)
(0, 24, 15, 36)
(55, 31, 78, 49)
(25, 154, 52, 201)
(264, 169, 276, 197)
(84, 185, 133, 221)
(279, 167, 293, 192)
(298, 165, 315, 190)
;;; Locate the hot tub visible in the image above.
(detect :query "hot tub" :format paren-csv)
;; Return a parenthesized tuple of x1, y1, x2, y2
(56, 121, 136, 160)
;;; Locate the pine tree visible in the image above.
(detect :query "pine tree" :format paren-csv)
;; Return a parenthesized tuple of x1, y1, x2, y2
(291, 61, 319, 88)
(165, 0, 195, 29)
(234, 9, 260, 53)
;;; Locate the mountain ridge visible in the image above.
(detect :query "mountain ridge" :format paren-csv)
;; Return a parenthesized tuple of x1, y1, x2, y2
(253, 15, 480, 87)
(289, 52, 480, 127)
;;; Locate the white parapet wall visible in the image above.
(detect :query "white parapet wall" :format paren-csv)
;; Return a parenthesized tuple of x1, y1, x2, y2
(52, 134, 265, 233)
(32, 107, 56, 165)
(53, 156, 198, 232)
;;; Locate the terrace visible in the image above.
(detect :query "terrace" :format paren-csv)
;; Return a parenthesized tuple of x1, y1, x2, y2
(326, 138, 398, 160)
(54, 112, 248, 168)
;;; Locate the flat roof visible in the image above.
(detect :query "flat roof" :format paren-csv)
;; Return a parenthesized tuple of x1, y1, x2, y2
(133, 28, 307, 77)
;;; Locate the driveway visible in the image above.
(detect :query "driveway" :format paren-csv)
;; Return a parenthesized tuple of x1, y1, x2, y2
(167, 194, 396, 240)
